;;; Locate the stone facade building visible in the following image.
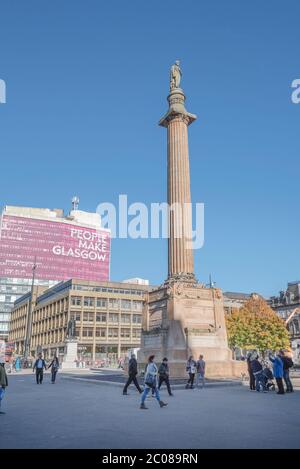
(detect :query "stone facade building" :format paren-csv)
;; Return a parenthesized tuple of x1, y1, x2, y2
(269, 281, 300, 363)
(9, 279, 151, 363)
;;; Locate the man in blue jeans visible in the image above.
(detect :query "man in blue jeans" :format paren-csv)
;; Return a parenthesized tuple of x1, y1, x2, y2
(250, 353, 267, 392)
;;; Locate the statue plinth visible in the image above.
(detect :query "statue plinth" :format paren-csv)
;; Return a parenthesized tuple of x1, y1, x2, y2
(61, 340, 78, 370)
(138, 282, 245, 378)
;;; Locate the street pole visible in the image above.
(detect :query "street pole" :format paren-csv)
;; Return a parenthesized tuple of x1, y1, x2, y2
(24, 257, 37, 359)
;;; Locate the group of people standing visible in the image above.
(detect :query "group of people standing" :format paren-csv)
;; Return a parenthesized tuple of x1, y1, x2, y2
(247, 350, 294, 394)
(185, 355, 206, 389)
(123, 353, 206, 409)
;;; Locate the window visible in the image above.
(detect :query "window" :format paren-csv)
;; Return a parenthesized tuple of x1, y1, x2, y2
(96, 313, 107, 322)
(121, 299, 131, 310)
(96, 298, 107, 308)
(82, 328, 94, 337)
(132, 301, 142, 311)
(132, 329, 141, 338)
(121, 314, 131, 323)
(96, 328, 106, 338)
(71, 296, 82, 306)
(70, 311, 81, 322)
(120, 328, 130, 338)
(83, 312, 94, 322)
(75, 328, 80, 338)
(132, 314, 141, 324)
(84, 297, 95, 307)
(109, 313, 119, 323)
(108, 328, 119, 338)
(109, 298, 119, 309)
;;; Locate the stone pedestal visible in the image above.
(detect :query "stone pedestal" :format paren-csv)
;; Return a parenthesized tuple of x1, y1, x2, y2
(138, 282, 246, 378)
(61, 340, 78, 370)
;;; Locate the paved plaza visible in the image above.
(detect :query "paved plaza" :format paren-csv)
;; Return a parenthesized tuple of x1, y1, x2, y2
(0, 372, 300, 449)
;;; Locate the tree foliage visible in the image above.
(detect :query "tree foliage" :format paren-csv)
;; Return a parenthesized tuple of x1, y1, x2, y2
(226, 295, 290, 352)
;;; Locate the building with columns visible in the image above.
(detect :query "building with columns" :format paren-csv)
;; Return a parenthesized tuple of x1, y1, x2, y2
(9, 279, 151, 363)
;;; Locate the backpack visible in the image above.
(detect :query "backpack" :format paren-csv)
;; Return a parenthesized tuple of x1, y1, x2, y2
(284, 357, 293, 369)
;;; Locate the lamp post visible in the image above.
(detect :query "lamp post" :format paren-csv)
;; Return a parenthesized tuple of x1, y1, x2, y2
(24, 257, 37, 359)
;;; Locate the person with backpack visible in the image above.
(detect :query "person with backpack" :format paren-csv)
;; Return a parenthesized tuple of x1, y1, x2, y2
(140, 355, 167, 409)
(269, 351, 285, 395)
(158, 357, 173, 396)
(48, 355, 59, 384)
(279, 350, 294, 393)
(185, 355, 197, 389)
(33, 353, 47, 384)
(0, 360, 8, 414)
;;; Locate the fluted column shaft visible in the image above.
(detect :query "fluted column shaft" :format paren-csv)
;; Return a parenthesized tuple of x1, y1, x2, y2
(167, 115, 194, 277)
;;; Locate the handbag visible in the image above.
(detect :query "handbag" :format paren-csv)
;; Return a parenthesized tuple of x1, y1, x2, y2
(145, 374, 156, 388)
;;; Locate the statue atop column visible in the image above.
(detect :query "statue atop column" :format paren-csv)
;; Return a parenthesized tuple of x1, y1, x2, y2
(170, 60, 182, 90)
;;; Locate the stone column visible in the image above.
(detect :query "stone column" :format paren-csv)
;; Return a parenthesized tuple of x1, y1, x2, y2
(159, 87, 197, 281)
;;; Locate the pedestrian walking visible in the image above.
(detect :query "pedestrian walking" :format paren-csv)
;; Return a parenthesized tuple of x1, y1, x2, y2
(33, 353, 47, 384)
(280, 350, 294, 393)
(0, 361, 8, 414)
(196, 354, 206, 389)
(185, 355, 197, 389)
(158, 358, 173, 396)
(247, 352, 256, 391)
(48, 355, 59, 383)
(250, 353, 267, 392)
(15, 356, 21, 371)
(123, 353, 142, 395)
(140, 355, 167, 409)
(269, 352, 285, 395)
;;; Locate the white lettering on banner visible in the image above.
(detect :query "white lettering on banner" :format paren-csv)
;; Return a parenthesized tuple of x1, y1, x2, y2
(78, 239, 107, 252)
(70, 228, 108, 243)
(52, 245, 107, 261)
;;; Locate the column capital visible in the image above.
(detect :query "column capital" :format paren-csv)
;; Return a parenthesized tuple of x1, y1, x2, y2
(159, 88, 197, 128)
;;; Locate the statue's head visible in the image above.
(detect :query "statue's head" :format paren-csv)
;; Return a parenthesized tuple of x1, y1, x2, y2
(175, 60, 180, 66)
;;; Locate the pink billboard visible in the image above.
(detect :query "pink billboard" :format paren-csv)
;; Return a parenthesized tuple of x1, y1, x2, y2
(0, 215, 110, 281)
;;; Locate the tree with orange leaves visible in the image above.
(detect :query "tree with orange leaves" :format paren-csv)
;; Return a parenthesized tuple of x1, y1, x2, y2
(226, 294, 290, 353)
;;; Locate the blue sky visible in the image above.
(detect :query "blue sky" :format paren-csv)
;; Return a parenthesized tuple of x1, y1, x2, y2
(0, 0, 299, 297)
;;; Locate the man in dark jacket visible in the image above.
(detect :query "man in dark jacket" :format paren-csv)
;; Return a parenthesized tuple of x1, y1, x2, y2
(33, 353, 47, 384)
(0, 361, 8, 414)
(280, 350, 294, 393)
(123, 354, 142, 395)
(250, 353, 267, 392)
(158, 358, 173, 396)
(247, 353, 256, 391)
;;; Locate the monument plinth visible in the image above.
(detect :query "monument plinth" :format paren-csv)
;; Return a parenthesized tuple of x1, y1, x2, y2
(138, 61, 245, 378)
(61, 340, 78, 370)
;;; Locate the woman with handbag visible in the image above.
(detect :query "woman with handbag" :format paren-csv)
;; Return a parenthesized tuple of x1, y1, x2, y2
(140, 355, 168, 410)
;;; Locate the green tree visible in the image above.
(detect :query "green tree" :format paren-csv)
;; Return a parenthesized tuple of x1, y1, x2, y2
(226, 295, 290, 353)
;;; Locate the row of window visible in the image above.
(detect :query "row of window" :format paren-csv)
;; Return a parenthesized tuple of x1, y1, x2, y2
(71, 296, 143, 310)
(70, 312, 142, 324)
(79, 328, 141, 338)
(72, 284, 144, 296)
(0, 313, 10, 322)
